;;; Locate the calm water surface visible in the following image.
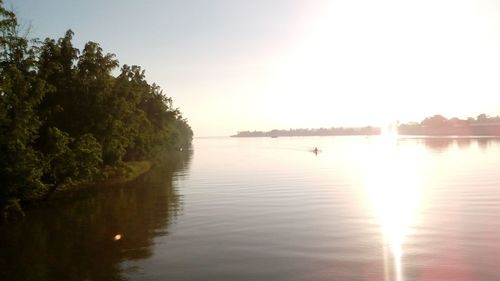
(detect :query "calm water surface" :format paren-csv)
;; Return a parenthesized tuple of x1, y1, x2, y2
(2, 136, 500, 281)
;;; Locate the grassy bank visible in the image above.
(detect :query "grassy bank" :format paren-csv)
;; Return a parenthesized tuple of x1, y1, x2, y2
(97, 161, 153, 186)
(2, 161, 153, 218)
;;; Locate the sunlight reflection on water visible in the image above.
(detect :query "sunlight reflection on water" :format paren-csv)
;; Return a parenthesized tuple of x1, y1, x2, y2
(361, 135, 426, 281)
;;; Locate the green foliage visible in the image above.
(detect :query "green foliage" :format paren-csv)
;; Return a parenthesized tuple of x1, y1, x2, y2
(0, 2, 46, 204)
(0, 2, 192, 207)
(41, 129, 102, 193)
(43, 127, 74, 187)
(73, 134, 102, 180)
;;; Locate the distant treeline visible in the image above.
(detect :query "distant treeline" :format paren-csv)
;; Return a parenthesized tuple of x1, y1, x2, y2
(233, 114, 500, 138)
(233, 127, 380, 137)
(399, 114, 500, 136)
(0, 3, 192, 209)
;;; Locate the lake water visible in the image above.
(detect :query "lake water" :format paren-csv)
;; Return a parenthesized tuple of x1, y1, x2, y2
(2, 136, 500, 281)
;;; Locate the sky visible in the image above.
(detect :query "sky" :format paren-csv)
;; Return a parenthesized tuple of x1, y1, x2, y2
(7, 0, 500, 136)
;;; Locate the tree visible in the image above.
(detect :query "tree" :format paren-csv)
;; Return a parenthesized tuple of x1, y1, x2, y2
(477, 113, 488, 122)
(421, 115, 448, 128)
(0, 1, 47, 204)
(37, 30, 79, 136)
(42, 128, 102, 197)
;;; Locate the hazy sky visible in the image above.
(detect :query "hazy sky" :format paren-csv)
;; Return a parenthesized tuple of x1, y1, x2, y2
(8, 0, 500, 136)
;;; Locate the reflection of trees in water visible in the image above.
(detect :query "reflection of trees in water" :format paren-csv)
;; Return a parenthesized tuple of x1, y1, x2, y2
(476, 138, 493, 150)
(417, 137, 500, 152)
(0, 150, 192, 281)
(421, 138, 456, 152)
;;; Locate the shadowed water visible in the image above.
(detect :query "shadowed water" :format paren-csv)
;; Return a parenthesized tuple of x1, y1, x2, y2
(0, 152, 191, 281)
(2, 136, 500, 281)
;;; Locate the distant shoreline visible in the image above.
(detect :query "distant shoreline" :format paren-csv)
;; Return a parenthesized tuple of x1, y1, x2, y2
(232, 114, 500, 138)
(231, 133, 500, 138)
(232, 127, 381, 138)
(231, 128, 500, 138)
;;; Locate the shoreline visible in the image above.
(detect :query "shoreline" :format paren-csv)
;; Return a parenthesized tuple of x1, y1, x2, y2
(95, 161, 153, 186)
(49, 161, 153, 200)
(3, 161, 154, 217)
(231, 134, 500, 138)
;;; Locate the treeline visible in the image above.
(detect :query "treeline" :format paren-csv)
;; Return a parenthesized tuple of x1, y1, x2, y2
(234, 113, 500, 138)
(233, 126, 380, 137)
(0, 3, 192, 208)
(398, 114, 500, 136)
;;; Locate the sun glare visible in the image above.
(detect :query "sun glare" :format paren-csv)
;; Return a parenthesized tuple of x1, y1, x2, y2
(255, 0, 500, 132)
(361, 135, 425, 281)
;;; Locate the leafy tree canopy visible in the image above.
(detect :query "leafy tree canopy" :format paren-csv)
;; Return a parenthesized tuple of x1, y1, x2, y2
(0, 1, 192, 208)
